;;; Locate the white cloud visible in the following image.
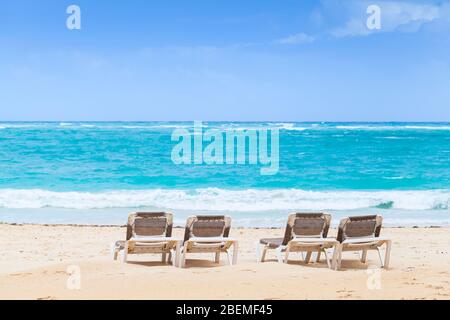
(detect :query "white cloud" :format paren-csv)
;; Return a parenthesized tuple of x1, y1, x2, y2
(330, 1, 445, 38)
(276, 32, 315, 45)
(330, 18, 371, 37)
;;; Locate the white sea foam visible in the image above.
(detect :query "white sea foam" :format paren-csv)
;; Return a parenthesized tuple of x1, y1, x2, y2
(279, 123, 307, 131)
(0, 123, 43, 128)
(336, 125, 450, 131)
(0, 188, 448, 211)
(2, 123, 449, 132)
(383, 176, 408, 180)
(403, 126, 450, 130)
(224, 123, 308, 132)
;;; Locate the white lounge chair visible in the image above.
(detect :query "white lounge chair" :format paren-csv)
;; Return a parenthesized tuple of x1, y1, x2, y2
(334, 215, 392, 270)
(256, 213, 339, 269)
(180, 215, 238, 268)
(111, 212, 182, 266)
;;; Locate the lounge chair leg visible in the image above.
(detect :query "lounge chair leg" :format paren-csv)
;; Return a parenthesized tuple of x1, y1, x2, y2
(181, 250, 187, 268)
(215, 252, 220, 263)
(384, 241, 392, 269)
(122, 242, 128, 263)
(167, 252, 172, 264)
(376, 248, 384, 267)
(323, 249, 331, 268)
(110, 243, 118, 261)
(335, 245, 343, 270)
(261, 246, 267, 263)
(256, 242, 264, 262)
(361, 250, 368, 263)
(226, 251, 232, 266)
(316, 250, 321, 263)
(276, 247, 284, 263)
(174, 242, 181, 267)
(284, 248, 290, 264)
(162, 253, 167, 263)
(232, 241, 238, 265)
(331, 244, 340, 270)
(305, 251, 312, 264)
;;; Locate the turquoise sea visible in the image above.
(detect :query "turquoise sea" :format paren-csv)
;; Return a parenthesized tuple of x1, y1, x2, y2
(0, 122, 449, 227)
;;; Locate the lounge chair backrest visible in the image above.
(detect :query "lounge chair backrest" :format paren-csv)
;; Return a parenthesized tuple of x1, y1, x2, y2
(337, 215, 382, 242)
(282, 213, 331, 245)
(184, 215, 231, 242)
(126, 212, 173, 240)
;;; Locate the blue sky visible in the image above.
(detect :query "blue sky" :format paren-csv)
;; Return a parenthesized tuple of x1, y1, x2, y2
(1, 0, 450, 121)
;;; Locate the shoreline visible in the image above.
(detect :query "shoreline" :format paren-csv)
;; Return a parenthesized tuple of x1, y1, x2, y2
(1, 222, 446, 229)
(2, 206, 449, 229)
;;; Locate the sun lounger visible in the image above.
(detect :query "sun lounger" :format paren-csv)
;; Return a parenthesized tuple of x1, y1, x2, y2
(334, 215, 392, 270)
(180, 215, 238, 268)
(111, 212, 182, 266)
(256, 213, 339, 268)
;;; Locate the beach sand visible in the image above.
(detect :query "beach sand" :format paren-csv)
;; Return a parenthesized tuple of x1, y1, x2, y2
(0, 224, 449, 300)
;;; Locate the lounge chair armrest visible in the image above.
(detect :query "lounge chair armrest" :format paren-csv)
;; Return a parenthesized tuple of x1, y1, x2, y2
(188, 237, 237, 243)
(290, 237, 338, 244)
(129, 236, 182, 242)
(342, 236, 391, 244)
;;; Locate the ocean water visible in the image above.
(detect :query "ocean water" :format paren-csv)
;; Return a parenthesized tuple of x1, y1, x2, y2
(0, 122, 449, 227)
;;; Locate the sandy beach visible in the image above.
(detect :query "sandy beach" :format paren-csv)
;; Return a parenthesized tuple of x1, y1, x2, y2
(0, 224, 449, 300)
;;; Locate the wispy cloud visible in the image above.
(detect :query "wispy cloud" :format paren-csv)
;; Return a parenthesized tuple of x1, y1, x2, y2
(275, 1, 449, 44)
(330, 1, 447, 38)
(275, 32, 315, 45)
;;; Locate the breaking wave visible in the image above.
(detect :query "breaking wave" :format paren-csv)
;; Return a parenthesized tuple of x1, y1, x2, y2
(0, 188, 449, 211)
(335, 125, 450, 131)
